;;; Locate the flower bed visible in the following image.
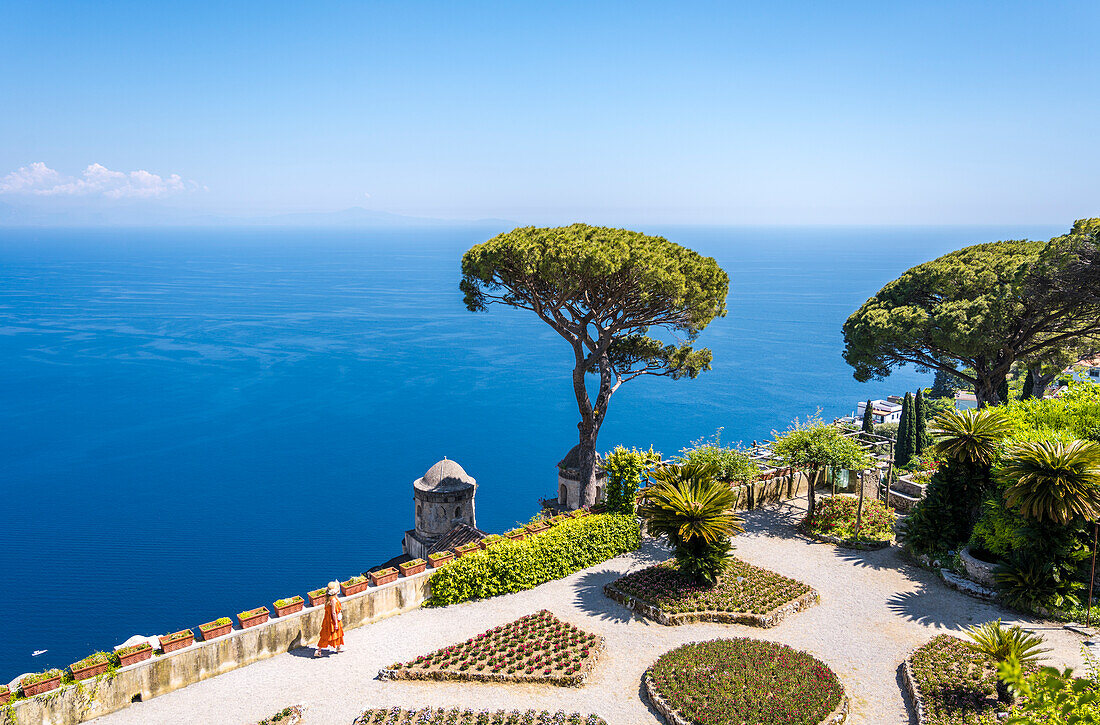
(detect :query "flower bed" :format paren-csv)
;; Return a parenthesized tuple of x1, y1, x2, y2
(352, 709, 607, 724)
(342, 575, 370, 596)
(160, 628, 194, 652)
(379, 610, 603, 687)
(307, 588, 328, 607)
(454, 542, 481, 558)
(238, 606, 270, 629)
(70, 651, 116, 680)
(605, 559, 817, 627)
(428, 551, 453, 567)
(370, 567, 399, 586)
(804, 495, 895, 545)
(273, 596, 305, 617)
(199, 617, 233, 640)
(257, 704, 304, 725)
(116, 642, 153, 667)
(399, 559, 426, 576)
(904, 634, 1006, 724)
(645, 639, 846, 725)
(20, 669, 63, 697)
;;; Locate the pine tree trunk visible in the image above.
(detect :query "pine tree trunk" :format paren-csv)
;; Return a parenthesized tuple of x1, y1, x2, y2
(807, 465, 819, 519)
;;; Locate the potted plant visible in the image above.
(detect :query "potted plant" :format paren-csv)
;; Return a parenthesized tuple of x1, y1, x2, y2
(116, 642, 153, 667)
(199, 617, 233, 640)
(238, 606, 270, 629)
(159, 629, 194, 653)
(428, 551, 453, 568)
(504, 528, 526, 541)
(549, 514, 569, 526)
(570, 508, 590, 518)
(399, 558, 426, 576)
(0, 685, 9, 705)
(307, 588, 328, 607)
(525, 520, 549, 535)
(479, 534, 504, 549)
(370, 567, 399, 586)
(273, 595, 304, 617)
(341, 575, 369, 596)
(454, 542, 480, 558)
(70, 651, 115, 681)
(20, 669, 63, 697)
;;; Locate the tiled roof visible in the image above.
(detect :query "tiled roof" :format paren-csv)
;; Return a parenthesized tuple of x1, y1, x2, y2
(429, 523, 487, 554)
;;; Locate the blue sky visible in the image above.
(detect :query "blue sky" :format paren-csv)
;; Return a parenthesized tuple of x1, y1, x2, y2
(1, 1, 1097, 225)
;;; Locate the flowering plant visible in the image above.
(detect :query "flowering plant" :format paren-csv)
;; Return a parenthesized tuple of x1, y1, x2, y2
(909, 634, 1005, 724)
(353, 709, 606, 724)
(805, 495, 895, 542)
(610, 559, 811, 617)
(382, 610, 602, 686)
(647, 639, 843, 725)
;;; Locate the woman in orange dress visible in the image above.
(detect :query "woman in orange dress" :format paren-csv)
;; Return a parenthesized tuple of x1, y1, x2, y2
(314, 580, 344, 656)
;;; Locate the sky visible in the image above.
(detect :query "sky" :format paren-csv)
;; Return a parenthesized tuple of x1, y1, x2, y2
(1, 1, 1098, 226)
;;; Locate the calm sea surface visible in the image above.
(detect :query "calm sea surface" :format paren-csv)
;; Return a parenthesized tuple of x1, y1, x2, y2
(0, 224, 1063, 676)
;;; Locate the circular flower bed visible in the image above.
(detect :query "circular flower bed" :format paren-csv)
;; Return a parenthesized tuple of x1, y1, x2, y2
(805, 495, 895, 544)
(905, 634, 1005, 724)
(354, 709, 607, 724)
(380, 610, 602, 686)
(646, 639, 845, 725)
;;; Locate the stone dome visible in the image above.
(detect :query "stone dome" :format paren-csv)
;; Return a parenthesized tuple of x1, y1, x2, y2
(414, 458, 476, 493)
(557, 445, 606, 478)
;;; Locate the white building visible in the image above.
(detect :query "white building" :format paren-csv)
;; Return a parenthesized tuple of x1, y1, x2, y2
(855, 399, 903, 424)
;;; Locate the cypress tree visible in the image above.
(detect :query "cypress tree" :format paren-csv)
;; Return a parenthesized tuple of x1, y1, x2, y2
(861, 399, 875, 433)
(894, 392, 915, 468)
(915, 388, 929, 453)
(1020, 368, 1035, 400)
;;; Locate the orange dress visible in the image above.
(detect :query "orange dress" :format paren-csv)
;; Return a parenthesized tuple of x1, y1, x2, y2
(318, 597, 344, 649)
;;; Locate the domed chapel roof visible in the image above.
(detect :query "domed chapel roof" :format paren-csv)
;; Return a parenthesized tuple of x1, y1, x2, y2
(414, 458, 476, 493)
(557, 445, 605, 475)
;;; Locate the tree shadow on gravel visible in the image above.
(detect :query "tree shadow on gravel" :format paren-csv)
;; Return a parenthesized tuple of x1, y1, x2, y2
(738, 502, 812, 540)
(832, 546, 918, 573)
(886, 585, 986, 629)
(570, 541, 669, 625)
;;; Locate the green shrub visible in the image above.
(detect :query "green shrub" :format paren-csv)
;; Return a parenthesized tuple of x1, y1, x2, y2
(427, 514, 640, 606)
(603, 445, 660, 514)
(676, 431, 759, 483)
(806, 495, 895, 542)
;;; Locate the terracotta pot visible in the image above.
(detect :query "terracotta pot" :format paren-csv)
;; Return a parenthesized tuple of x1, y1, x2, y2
(21, 674, 61, 697)
(369, 569, 399, 586)
(117, 645, 153, 667)
(199, 621, 233, 640)
(273, 599, 304, 617)
(341, 579, 370, 596)
(428, 553, 453, 568)
(160, 630, 194, 653)
(570, 509, 590, 518)
(70, 659, 112, 681)
(505, 530, 526, 541)
(454, 545, 480, 558)
(524, 523, 549, 535)
(0, 688, 9, 705)
(399, 561, 426, 576)
(307, 591, 328, 607)
(238, 607, 270, 629)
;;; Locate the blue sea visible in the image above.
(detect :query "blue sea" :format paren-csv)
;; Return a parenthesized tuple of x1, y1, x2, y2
(0, 224, 1064, 677)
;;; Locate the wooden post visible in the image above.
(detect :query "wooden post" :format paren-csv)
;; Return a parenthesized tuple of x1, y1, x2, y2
(1088, 521, 1098, 629)
(855, 470, 866, 538)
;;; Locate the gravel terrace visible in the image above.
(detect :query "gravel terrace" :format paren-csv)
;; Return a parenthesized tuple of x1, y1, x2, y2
(90, 500, 1090, 725)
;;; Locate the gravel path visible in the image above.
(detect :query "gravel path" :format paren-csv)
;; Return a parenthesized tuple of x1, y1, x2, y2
(90, 501, 1090, 725)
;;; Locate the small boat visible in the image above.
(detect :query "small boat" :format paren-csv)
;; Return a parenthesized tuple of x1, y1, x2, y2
(31, 650, 47, 656)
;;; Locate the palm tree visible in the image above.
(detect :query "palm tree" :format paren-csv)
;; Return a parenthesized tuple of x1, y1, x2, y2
(637, 462, 744, 585)
(963, 619, 1048, 702)
(930, 408, 1014, 466)
(1000, 439, 1100, 525)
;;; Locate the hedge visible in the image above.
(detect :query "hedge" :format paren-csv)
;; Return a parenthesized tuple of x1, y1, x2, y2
(427, 513, 641, 606)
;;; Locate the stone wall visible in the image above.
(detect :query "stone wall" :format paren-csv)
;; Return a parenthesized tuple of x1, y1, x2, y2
(8, 571, 432, 725)
(729, 468, 817, 510)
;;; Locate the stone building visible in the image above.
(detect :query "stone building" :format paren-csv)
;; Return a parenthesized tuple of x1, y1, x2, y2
(556, 444, 609, 510)
(402, 458, 485, 560)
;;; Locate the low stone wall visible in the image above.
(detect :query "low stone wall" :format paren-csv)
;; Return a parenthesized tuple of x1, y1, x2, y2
(8, 571, 432, 725)
(603, 582, 820, 628)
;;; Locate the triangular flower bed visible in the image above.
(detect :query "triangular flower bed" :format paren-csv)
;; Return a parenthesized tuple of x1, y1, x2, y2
(379, 610, 603, 687)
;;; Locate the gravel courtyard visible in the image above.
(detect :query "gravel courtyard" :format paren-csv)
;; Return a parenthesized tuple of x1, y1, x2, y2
(90, 501, 1090, 725)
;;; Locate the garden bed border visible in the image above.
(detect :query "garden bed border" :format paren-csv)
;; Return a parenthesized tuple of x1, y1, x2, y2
(804, 529, 892, 550)
(643, 671, 848, 725)
(377, 637, 605, 688)
(603, 581, 819, 628)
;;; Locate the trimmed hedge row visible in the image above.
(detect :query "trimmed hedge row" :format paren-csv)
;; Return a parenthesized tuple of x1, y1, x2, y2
(427, 513, 641, 606)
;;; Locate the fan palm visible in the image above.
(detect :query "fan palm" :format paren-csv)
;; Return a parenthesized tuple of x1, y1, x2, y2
(930, 408, 1014, 466)
(1000, 439, 1100, 525)
(963, 619, 1049, 702)
(637, 462, 744, 584)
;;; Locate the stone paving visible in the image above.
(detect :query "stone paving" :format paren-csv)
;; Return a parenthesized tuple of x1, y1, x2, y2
(90, 500, 1090, 725)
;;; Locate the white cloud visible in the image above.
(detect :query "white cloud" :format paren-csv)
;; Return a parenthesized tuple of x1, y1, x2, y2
(0, 162, 199, 199)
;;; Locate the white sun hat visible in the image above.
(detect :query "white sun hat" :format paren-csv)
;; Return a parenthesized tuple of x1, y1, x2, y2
(326, 581, 340, 595)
